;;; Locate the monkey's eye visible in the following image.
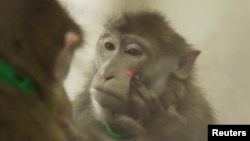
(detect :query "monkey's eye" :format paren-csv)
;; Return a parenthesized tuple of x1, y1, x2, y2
(104, 42, 115, 50)
(126, 49, 142, 57)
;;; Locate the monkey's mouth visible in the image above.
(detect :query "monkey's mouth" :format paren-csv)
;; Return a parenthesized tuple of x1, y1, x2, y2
(94, 87, 123, 101)
(91, 87, 123, 109)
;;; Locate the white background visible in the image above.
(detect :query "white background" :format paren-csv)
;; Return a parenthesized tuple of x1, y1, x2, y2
(59, 0, 250, 124)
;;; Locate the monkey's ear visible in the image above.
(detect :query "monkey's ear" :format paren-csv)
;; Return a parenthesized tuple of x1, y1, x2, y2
(174, 49, 201, 79)
(54, 31, 81, 80)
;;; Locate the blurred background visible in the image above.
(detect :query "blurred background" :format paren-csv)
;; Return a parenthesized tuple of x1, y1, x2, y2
(58, 0, 250, 124)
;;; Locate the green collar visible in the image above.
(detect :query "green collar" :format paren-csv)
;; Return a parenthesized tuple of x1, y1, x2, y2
(103, 122, 133, 140)
(0, 58, 36, 92)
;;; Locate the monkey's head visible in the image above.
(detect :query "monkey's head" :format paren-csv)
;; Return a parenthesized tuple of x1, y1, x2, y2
(90, 10, 200, 121)
(0, 0, 82, 100)
(0, 0, 84, 140)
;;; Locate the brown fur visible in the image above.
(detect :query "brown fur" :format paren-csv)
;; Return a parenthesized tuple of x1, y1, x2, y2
(0, 0, 99, 140)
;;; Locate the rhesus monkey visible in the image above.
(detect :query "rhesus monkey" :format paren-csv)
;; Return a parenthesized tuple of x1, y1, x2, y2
(74, 10, 215, 141)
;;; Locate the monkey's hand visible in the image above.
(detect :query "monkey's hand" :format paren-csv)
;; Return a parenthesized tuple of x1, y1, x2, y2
(110, 75, 185, 138)
(128, 75, 185, 136)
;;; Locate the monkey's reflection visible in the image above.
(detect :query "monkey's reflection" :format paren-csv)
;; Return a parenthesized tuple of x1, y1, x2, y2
(74, 10, 215, 141)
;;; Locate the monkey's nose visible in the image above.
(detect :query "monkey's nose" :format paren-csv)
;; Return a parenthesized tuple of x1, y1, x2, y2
(104, 75, 114, 81)
(100, 70, 115, 81)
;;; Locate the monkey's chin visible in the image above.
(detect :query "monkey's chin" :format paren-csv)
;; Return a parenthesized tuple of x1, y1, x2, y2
(90, 88, 126, 114)
(90, 87, 132, 123)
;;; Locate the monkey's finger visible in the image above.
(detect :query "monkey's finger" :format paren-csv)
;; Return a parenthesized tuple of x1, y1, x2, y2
(133, 75, 142, 87)
(113, 114, 146, 135)
(133, 75, 150, 88)
(144, 79, 151, 89)
(130, 81, 135, 87)
(134, 77, 157, 111)
(130, 92, 151, 122)
(135, 86, 155, 107)
(167, 106, 184, 121)
(135, 86, 163, 115)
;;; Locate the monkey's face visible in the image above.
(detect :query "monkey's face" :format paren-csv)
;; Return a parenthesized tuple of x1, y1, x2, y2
(90, 31, 174, 120)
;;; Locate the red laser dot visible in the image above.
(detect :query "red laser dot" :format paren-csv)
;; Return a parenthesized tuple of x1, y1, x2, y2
(126, 69, 133, 76)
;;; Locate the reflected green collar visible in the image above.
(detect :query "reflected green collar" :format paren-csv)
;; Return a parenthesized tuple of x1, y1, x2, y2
(0, 58, 36, 92)
(103, 122, 133, 140)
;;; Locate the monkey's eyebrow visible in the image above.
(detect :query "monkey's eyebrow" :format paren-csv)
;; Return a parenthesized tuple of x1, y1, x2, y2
(122, 35, 151, 53)
(101, 33, 112, 38)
